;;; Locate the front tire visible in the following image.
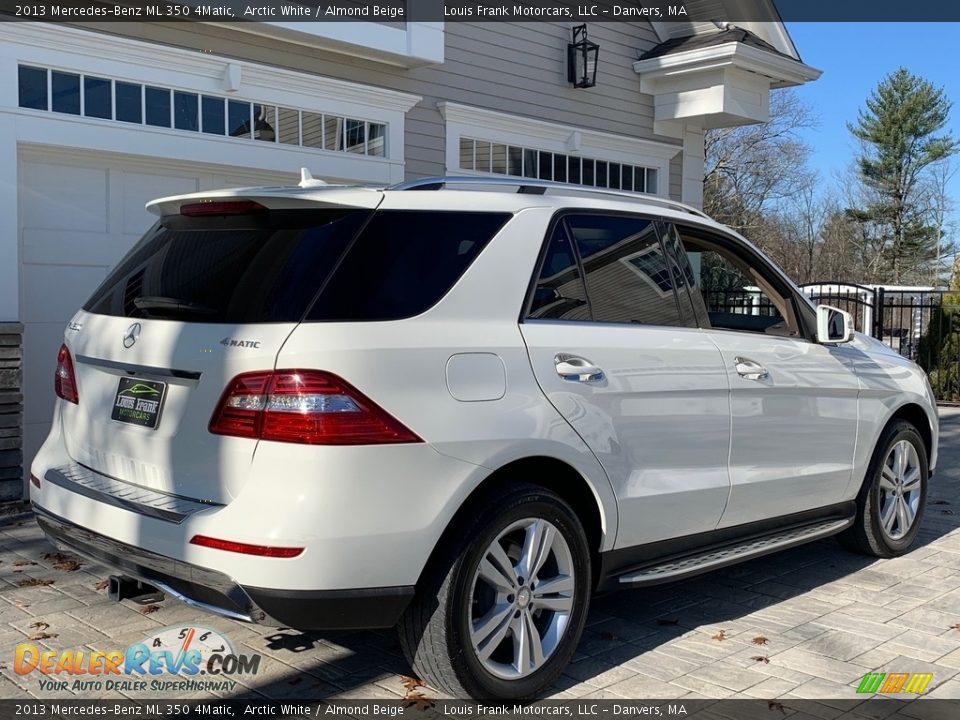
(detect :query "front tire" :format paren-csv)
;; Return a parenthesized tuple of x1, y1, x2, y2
(398, 484, 591, 699)
(840, 420, 928, 558)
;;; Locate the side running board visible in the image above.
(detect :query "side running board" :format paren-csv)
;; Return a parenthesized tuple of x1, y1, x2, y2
(617, 517, 853, 587)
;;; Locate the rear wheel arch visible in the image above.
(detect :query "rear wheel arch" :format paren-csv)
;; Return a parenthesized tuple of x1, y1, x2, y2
(417, 456, 608, 591)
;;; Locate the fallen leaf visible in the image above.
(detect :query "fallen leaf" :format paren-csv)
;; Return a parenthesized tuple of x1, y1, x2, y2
(403, 692, 434, 711)
(932, 499, 950, 505)
(752, 635, 769, 645)
(28, 622, 49, 631)
(13, 601, 30, 610)
(656, 618, 679, 626)
(94, 580, 109, 591)
(950, 624, 960, 631)
(16, 578, 53, 588)
(943, 510, 955, 515)
(751, 655, 770, 664)
(712, 629, 729, 641)
(400, 676, 423, 691)
(600, 631, 619, 641)
(140, 605, 160, 615)
(28, 632, 58, 641)
(13, 560, 37, 567)
(768, 701, 786, 714)
(53, 559, 82, 572)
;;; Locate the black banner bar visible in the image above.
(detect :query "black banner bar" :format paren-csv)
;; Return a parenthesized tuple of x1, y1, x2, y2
(2, 0, 960, 23)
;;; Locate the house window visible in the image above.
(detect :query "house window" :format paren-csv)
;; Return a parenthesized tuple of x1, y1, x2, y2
(459, 137, 659, 194)
(16, 64, 390, 158)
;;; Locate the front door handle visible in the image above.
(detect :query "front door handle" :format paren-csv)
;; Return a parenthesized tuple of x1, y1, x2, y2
(555, 354, 605, 383)
(735, 357, 769, 381)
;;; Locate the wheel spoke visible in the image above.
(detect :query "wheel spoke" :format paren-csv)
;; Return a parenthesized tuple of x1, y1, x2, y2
(473, 603, 514, 661)
(524, 611, 545, 670)
(514, 611, 544, 674)
(902, 467, 922, 493)
(880, 466, 898, 491)
(895, 496, 910, 535)
(532, 574, 575, 597)
(894, 442, 905, 479)
(478, 556, 516, 594)
(881, 498, 898, 532)
(520, 520, 554, 582)
(901, 496, 916, 527)
(533, 594, 574, 613)
(486, 541, 519, 590)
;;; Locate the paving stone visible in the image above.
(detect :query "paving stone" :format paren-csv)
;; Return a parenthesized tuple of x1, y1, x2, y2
(794, 629, 889, 661)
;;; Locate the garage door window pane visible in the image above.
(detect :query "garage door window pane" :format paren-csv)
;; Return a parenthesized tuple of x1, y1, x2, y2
(324, 116, 343, 151)
(278, 108, 299, 145)
(492, 144, 507, 174)
(228, 100, 251, 138)
(345, 119, 365, 154)
(18, 66, 47, 110)
(116, 82, 142, 124)
(145, 86, 171, 127)
(173, 92, 198, 131)
(253, 104, 276, 142)
(568, 214, 683, 327)
(302, 112, 323, 148)
(52, 71, 80, 115)
(201, 96, 224, 135)
(84, 77, 111, 119)
(646, 169, 659, 195)
(368, 123, 386, 157)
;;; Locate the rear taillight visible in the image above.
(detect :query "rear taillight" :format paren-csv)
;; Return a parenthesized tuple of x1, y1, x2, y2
(55, 344, 78, 404)
(208, 370, 422, 445)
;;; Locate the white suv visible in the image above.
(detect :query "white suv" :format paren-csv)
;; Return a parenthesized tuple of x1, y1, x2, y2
(31, 176, 937, 699)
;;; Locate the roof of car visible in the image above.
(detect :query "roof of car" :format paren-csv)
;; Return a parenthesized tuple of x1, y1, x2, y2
(146, 175, 724, 231)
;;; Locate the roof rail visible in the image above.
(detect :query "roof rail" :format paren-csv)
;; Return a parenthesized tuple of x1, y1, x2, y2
(387, 176, 710, 219)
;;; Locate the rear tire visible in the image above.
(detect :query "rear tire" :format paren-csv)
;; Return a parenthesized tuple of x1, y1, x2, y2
(840, 420, 927, 558)
(398, 483, 591, 699)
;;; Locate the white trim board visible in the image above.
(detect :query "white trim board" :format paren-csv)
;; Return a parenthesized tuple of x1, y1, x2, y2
(438, 102, 681, 198)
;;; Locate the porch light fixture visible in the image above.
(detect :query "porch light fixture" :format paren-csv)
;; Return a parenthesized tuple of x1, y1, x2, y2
(567, 24, 599, 88)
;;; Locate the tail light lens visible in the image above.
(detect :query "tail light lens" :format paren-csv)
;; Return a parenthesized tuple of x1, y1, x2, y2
(190, 535, 304, 558)
(209, 370, 422, 445)
(55, 344, 79, 404)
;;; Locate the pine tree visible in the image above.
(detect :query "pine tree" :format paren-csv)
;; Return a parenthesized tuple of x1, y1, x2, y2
(848, 68, 957, 283)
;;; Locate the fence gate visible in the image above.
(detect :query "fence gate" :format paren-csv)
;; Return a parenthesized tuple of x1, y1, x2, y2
(801, 282, 960, 402)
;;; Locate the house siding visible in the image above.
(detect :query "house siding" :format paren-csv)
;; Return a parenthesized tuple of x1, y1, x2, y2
(0, 323, 23, 501)
(78, 21, 681, 195)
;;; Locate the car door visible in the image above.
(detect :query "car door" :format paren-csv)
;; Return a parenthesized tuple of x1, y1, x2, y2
(669, 223, 860, 527)
(520, 213, 731, 548)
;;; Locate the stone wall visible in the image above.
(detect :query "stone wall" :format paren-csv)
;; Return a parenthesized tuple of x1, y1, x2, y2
(0, 323, 23, 501)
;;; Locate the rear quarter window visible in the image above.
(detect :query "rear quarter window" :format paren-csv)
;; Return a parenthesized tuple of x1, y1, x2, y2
(305, 210, 511, 321)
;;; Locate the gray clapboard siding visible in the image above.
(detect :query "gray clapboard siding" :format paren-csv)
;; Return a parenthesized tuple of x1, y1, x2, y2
(86, 20, 682, 196)
(0, 323, 23, 500)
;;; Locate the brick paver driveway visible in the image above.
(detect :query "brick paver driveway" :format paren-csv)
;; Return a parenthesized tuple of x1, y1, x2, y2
(1, 410, 959, 702)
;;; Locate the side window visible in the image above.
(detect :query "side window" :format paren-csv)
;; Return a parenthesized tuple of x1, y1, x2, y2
(527, 223, 590, 321)
(678, 229, 792, 335)
(566, 214, 687, 327)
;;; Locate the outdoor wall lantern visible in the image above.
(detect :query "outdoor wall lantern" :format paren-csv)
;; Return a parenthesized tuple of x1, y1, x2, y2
(567, 24, 599, 88)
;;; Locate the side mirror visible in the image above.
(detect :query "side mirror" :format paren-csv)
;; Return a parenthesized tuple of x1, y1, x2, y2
(816, 305, 854, 344)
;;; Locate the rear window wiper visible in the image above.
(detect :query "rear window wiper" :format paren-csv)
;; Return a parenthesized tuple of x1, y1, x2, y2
(133, 296, 218, 317)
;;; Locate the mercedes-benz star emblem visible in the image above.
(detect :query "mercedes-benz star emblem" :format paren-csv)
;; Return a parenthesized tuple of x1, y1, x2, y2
(123, 322, 142, 349)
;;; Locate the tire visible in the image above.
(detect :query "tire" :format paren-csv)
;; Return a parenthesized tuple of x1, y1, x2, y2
(398, 483, 592, 699)
(840, 420, 928, 558)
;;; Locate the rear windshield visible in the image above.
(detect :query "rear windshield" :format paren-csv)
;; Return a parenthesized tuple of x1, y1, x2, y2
(84, 209, 511, 323)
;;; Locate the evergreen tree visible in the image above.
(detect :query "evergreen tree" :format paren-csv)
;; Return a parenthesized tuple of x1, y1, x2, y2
(848, 68, 957, 283)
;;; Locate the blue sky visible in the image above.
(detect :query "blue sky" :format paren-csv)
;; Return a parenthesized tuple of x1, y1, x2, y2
(785, 23, 960, 200)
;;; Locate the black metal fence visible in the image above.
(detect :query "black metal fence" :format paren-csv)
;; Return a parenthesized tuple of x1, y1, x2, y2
(800, 282, 960, 402)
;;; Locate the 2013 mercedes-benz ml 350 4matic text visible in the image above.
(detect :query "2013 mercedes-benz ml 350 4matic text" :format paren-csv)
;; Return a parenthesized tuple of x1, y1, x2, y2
(31, 175, 937, 699)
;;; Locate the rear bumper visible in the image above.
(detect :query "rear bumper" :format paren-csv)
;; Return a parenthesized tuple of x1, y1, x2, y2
(33, 503, 413, 630)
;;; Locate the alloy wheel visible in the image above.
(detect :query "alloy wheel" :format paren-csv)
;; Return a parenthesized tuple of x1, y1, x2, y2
(877, 439, 923, 541)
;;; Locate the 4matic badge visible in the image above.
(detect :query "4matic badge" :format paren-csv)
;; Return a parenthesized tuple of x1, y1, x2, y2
(220, 337, 261, 349)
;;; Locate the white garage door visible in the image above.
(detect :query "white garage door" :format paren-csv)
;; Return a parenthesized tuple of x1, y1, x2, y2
(18, 147, 292, 482)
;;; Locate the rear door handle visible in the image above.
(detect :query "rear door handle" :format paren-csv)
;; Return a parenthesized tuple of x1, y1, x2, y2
(554, 354, 605, 383)
(734, 357, 769, 381)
